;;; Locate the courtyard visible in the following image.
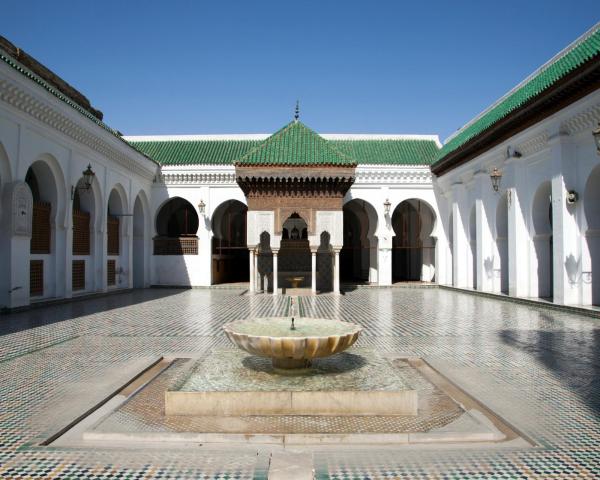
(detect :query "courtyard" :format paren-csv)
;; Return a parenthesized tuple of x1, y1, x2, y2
(0, 287, 598, 479)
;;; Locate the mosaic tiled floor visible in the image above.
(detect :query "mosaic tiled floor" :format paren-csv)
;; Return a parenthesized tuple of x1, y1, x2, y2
(86, 354, 464, 436)
(0, 288, 599, 478)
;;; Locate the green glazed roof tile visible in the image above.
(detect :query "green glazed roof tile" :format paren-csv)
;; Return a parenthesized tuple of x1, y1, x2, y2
(434, 23, 600, 165)
(234, 121, 356, 167)
(128, 135, 439, 167)
(331, 139, 438, 165)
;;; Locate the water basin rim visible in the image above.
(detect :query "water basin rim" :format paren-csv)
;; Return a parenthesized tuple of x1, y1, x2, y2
(222, 317, 362, 338)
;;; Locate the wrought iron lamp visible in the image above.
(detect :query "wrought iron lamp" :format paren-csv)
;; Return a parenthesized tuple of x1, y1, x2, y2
(383, 198, 391, 215)
(198, 199, 206, 216)
(593, 122, 600, 154)
(71, 164, 95, 200)
(490, 167, 502, 192)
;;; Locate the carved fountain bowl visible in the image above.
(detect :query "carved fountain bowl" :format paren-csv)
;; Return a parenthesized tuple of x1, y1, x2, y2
(222, 317, 362, 370)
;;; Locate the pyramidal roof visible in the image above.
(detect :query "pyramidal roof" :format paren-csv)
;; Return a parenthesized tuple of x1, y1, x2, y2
(234, 120, 357, 167)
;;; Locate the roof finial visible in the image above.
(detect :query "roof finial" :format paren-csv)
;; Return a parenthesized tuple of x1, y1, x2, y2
(294, 100, 299, 122)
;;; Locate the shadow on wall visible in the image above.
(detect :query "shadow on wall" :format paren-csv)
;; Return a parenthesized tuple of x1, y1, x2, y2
(258, 231, 273, 292)
(317, 231, 333, 292)
(499, 324, 600, 416)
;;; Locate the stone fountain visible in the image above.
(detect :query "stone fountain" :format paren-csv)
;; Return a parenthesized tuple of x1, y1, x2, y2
(165, 297, 417, 417)
(222, 298, 362, 371)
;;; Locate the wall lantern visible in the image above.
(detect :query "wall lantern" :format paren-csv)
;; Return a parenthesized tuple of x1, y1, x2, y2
(383, 198, 391, 215)
(490, 167, 502, 192)
(566, 190, 579, 205)
(198, 199, 206, 216)
(593, 122, 600, 154)
(71, 164, 95, 200)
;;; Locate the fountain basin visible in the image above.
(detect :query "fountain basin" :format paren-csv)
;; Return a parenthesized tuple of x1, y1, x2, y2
(222, 317, 362, 369)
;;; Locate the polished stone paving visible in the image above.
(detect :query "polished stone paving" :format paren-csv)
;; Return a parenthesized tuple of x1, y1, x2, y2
(0, 288, 599, 478)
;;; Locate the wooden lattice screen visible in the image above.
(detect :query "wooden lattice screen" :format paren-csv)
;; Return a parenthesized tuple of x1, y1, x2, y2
(153, 236, 198, 255)
(30, 260, 43, 296)
(107, 259, 116, 286)
(72, 260, 85, 291)
(72, 210, 90, 255)
(31, 202, 51, 254)
(107, 216, 120, 255)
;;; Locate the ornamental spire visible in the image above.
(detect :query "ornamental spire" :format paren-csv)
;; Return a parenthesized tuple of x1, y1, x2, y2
(294, 100, 299, 122)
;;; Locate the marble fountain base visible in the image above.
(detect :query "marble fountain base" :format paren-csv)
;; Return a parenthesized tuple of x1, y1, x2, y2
(165, 349, 418, 416)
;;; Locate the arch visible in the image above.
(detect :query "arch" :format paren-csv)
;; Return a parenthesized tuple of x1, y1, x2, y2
(211, 199, 248, 284)
(391, 199, 437, 282)
(280, 213, 311, 290)
(156, 197, 199, 237)
(584, 165, 600, 305)
(469, 205, 476, 289)
(495, 192, 509, 294)
(532, 181, 553, 299)
(342, 199, 378, 283)
(24, 154, 67, 227)
(106, 185, 129, 288)
(25, 157, 64, 299)
(132, 193, 148, 288)
(0, 143, 11, 307)
(0, 142, 11, 192)
(71, 173, 101, 293)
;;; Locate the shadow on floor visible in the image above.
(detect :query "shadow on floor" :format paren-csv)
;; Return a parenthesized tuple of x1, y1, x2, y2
(499, 323, 600, 415)
(0, 288, 186, 337)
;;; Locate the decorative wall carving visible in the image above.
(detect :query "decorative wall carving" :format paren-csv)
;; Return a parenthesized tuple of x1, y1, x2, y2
(3, 181, 33, 236)
(517, 132, 549, 156)
(246, 210, 274, 247)
(354, 168, 432, 184)
(561, 102, 600, 136)
(0, 76, 156, 181)
(316, 210, 343, 247)
(155, 172, 237, 185)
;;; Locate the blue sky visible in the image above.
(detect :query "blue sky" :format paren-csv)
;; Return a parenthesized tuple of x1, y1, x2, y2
(1, 1, 598, 141)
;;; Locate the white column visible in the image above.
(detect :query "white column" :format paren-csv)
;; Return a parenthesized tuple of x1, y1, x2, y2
(550, 134, 580, 305)
(311, 249, 317, 293)
(507, 187, 529, 297)
(451, 186, 469, 288)
(333, 248, 341, 294)
(249, 249, 255, 292)
(255, 248, 259, 291)
(273, 250, 278, 295)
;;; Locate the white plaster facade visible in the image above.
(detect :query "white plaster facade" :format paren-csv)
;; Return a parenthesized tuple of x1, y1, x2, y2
(0, 54, 157, 309)
(2, 29, 599, 309)
(433, 90, 600, 306)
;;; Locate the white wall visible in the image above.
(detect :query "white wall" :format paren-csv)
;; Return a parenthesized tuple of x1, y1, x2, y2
(434, 89, 600, 306)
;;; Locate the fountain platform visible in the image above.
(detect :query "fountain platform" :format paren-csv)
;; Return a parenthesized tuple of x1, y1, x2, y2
(165, 349, 418, 416)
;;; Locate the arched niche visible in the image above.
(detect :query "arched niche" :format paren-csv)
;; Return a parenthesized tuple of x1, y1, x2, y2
(211, 199, 248, 284)
(342, 199, 378, 283)
(279, 213, 311, 290)
(25, 157, 64, 298)
(133, 192, 148, 288)
(154, 197, 199, 256)
(391, 199, 437, 282)
(156, 197, 199, 237)
(532, 181, 553, 299)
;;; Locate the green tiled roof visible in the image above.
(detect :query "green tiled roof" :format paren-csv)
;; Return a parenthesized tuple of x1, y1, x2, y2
(331, 139, 438, 165)
(435, 23, 600, 164)
(235, 121, 356, 167)
(126, 139, 261, 166)
(128, 135, 439, 167)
